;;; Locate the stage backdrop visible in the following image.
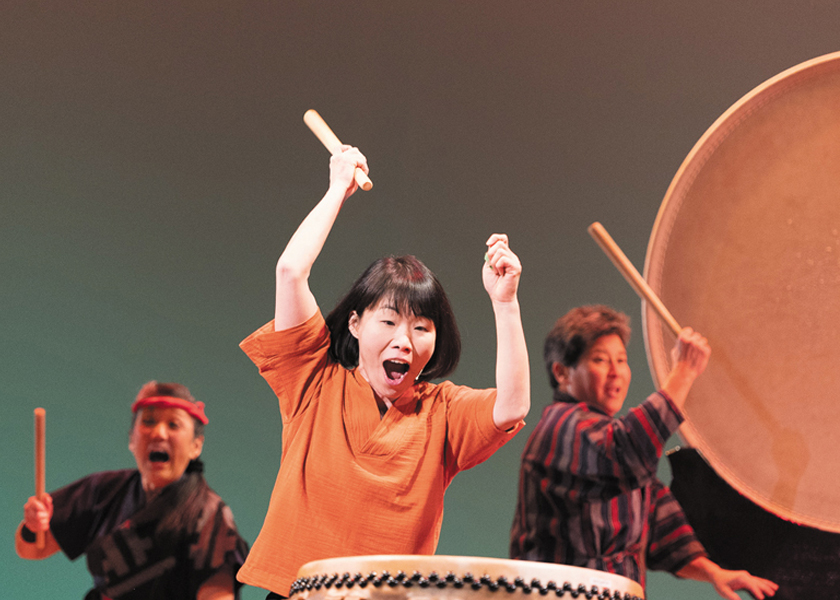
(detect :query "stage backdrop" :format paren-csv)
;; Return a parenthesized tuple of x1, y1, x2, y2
(2, 3, 837, 598)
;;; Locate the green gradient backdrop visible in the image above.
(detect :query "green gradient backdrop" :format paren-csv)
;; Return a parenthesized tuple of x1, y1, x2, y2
(1, 3, 836, 598)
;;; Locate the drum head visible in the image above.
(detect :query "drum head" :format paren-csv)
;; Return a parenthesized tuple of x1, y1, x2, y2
(292, 555, 644, 599)
(644, 51, 840, 532)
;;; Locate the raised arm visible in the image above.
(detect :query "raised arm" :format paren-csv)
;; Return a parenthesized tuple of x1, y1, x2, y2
(483, 234, 530, 430)
(15, 493, 60, 560)
(660, 327, 711, 409)
(274, 146, 369, 331)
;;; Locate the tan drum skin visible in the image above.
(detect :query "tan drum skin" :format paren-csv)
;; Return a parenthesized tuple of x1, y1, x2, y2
(643, 51, 840, 532)
(290, 555, 644, 600)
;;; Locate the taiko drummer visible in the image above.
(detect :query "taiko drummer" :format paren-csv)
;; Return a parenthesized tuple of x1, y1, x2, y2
(16, 381, 249, 600)
(510, 306, 778, 600)
(237, 146, 530, 597)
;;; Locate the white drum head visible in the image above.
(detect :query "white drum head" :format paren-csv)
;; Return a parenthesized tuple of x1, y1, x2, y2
(292, 555, 644, 600)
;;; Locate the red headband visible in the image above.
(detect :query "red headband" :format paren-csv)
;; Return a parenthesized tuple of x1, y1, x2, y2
(131, 395, 209, 424)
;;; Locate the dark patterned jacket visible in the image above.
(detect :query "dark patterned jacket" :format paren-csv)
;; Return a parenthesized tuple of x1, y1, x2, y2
(50, 464, 249, 599)
(510, 390, 706, 588)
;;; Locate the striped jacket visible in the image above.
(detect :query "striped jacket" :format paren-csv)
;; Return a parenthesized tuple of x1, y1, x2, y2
(509, 390, 706, 587)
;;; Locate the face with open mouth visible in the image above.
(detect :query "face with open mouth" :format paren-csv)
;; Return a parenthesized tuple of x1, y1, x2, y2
(349, 298, 437, 405)
(129, 406, 204, 493)
(564, 333, 632, 417)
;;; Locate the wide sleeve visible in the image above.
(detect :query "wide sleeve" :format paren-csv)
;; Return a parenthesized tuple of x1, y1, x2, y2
(187, 493, 250, 598)
(646, 479, 707, 574)
(49, 476, 101, 560)
(49, 470, 139, 561)
(544, 392, 684, 495)
(239, 310, 331, 422)
(442, 382, 524, 481)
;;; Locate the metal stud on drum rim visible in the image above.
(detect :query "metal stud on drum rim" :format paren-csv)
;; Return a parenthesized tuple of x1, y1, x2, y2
(643, 51, 840, 532)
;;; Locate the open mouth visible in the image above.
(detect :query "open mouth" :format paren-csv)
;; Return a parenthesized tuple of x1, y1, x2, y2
(383, 359, 410, 383)
(149, 451, 170, 463)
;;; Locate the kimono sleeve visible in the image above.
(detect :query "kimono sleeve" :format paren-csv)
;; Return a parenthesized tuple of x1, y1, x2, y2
(239, 310, 331, 421)
(187, 493, 250, 597)
(646, 479, 707, 574)
(549, 393, 684, 491)
(442, 382, 523, 480)
(49, 470, 139, 561)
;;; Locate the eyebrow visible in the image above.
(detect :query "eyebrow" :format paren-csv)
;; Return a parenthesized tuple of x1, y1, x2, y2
(591, 349, 626, 358)
(379, 303, 432, 321)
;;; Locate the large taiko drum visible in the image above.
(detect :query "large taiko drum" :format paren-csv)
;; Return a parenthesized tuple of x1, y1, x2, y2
(290, 556, 644, 600)
(643, 51, 840, 532)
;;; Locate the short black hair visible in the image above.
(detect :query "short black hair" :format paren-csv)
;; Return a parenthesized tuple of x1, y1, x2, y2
(325, 255, 461, 381)
(543, 305, 631, 389)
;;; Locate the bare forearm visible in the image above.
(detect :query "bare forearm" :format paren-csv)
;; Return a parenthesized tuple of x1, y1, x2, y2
(676, 556, 717, 582)
(660, 362, 699, 410)
(661, 327, 711, 410)
(277, 186, 346, 281)
(274, 147, 368, 330)
(492, 298, 530, 430)
(274, 186, 345, 329)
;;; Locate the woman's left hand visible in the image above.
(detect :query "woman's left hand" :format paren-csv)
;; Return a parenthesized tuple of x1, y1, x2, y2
(483, 233, 521, 303)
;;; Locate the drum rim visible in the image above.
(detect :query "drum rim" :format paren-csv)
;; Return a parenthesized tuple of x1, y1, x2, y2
(642, 50, 840, 532)
(293, 555, 644, 597)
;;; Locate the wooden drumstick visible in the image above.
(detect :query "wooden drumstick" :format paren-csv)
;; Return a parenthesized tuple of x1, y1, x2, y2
(34, 407, 46, 549)
(588, 222, 682, 336)
(303, 109, 373, 191)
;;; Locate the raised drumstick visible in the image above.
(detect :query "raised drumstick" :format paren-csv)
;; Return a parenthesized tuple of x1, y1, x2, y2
(34, 408, 46, 549)
(303, 109, 373, 191)
(588, 222, 682, 336)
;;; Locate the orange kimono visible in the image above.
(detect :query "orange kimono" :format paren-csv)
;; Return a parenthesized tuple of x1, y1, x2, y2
(237, 310, 522, 594)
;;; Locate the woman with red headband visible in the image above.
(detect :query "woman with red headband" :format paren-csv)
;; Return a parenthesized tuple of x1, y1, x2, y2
(15, 381, 249, 600)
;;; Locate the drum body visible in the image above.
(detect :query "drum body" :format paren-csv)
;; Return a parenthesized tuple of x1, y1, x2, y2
(644, 51, 840, 532)
(290, 555, 644, 600)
